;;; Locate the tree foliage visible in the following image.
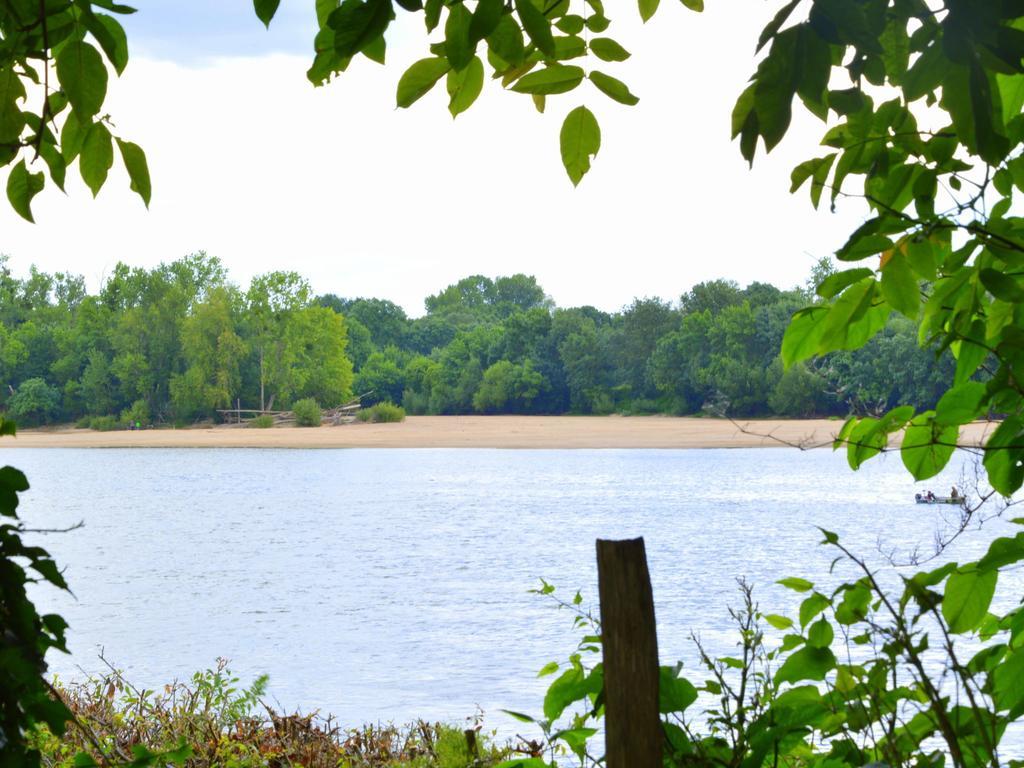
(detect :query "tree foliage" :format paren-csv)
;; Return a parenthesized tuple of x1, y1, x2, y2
(1, 0, 149, 221)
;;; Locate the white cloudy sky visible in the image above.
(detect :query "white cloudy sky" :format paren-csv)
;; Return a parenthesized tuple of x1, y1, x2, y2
(0, 0, 868, 316)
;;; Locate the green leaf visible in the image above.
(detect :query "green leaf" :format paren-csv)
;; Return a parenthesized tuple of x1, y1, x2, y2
(980, 267, 1024, 303)
(447, 56, 484, 117)
(880, 249, 919, 317)
(778, 576, 813, 593)
(780, 306, 827, 367)
(469, 0, 504, 43)
(6, 159, 45, 223)
(317, 0, 340, 26)
(978, 533, 1024, 572)
(487, 14, 526, 66)
(515, 0, 555, 58)
(658, 666, 697, 713)
(0, 66, 26, 144)
(116, 138, 151, 207)
(816, 268, 873, 300)
(680, 0, 703, 9)
(588, 71, 639, 105)
(444, 3, 474, 70)
(254, 0, 281, 26)
(329, 0, 394, 59)
(80, 122, 114, 197)
(846, 416, 887, 469)
(764, 614, 793, 630)
(638, 0, 659, 22)
(589, 37, 630, 62)
(499, 709, 535, 723)
(85, 14, 130, 76)
(756, 0, 800, 53)
(993, 650, 1024, 713)
(56, 40, 108, 118)
(396, 57, 451, 107)
(559, 105, 600, 186)
(556, 15, 585, 34)
(817, 279, 887, 353)
(799, 592, 830, 627)
(775, 646, 836, 684)
(998, 73, 1024, 126)
(943, 567, 998, 634)
(537, 661, 559, 677)
(789, 154, 835, 208)
(424, 0, 442, 30)
(752, 27, 799, 151)
(934, 381, 986, 427)
(983, 417, 1024, 496)
(511, 65, 584, 95)
(543, 663, 599, 720)
(806, 618, 834, 648)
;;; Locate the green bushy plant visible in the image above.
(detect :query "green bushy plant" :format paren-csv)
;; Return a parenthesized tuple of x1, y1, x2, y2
(248, 415, 274, 429)
(120, 399, 150, 428)
(357, 402, 406, 423)
(87, 416, 122, 432)
(292, 398, 322, 427)
(33, 660, 509, 768)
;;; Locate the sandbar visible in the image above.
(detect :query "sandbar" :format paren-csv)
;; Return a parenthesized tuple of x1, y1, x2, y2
(0, 416, 995, 450)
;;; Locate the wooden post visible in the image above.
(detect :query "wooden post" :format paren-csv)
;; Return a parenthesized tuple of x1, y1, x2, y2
(596, 538, 661, 768)
(463, 729, 478, 761)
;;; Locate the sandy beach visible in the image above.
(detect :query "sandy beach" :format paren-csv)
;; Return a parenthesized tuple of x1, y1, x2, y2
(0, 416, 995, 449)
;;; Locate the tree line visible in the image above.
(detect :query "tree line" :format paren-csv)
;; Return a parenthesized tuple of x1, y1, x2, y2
(0, 253, 954, 426)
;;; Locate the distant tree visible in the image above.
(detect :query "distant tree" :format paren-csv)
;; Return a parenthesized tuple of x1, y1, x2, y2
(354, 349, 406, 405)
(79, 349, 115, 416)
(473, 359, 545, 413)
(338, 297, 409, 349)
(344, 317, 375, 370)
(613, 298, 678, 400)
(681, 280, 743, 316)
(8, 378, 60, 425)
(405, 314, 459, 355)
(170, 287, 247, 420)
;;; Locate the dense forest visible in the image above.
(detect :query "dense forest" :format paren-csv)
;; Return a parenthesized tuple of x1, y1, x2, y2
(0, 252, 954, 426)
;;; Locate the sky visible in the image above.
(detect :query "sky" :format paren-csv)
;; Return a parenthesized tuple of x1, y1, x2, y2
(0, 0, 869, 317)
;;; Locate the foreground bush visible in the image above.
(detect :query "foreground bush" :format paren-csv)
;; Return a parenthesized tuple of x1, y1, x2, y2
(292, 398, 322, 427)
(248, 414, 274, 429)
(513, 513, 1024, 768)
(357, 402, 406, 423)
(34, 661, 513, 768)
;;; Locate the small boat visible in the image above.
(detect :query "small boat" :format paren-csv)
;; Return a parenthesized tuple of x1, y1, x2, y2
(914, 493, 964, 505)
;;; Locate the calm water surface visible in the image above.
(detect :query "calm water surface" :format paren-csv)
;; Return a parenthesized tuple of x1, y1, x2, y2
(5, 447, 1019, 734)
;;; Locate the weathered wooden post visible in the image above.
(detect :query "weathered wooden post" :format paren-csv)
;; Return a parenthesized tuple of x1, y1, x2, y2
(596, 537, 661, 768)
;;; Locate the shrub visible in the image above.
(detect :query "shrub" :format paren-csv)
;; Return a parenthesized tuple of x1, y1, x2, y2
(373, 402, 406, 422)
(75, 415, 92, 429)
(358, 402, 406, 423)
(248, 415, 274, 429)
(292, 398, 322, 427)
(88, 415, 121, 432)
(33, 661, 512, 768)
(121, 398, 150, 428)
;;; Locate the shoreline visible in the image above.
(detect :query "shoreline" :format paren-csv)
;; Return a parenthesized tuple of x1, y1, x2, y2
(0, 416, 995, 450)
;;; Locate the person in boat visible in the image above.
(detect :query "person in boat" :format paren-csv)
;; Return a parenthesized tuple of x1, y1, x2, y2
(950, 486, 959, 499)
(927, 490, 936, 501)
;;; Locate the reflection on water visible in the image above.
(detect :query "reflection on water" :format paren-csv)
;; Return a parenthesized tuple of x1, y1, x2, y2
(4, 446, 1017, 732)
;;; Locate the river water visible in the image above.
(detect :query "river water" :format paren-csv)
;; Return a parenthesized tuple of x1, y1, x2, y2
(5, 446, 1019, 735)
